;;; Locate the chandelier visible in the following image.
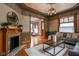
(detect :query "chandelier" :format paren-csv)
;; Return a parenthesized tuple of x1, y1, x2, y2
(48, 3, 56, 15)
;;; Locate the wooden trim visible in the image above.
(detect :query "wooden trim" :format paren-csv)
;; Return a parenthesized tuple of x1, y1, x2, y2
(30, 16, 44, 36)
(41, 20, 45, 36)
(74, 12, 77, 33)
(58, 17, 60, 32)
(2, 29, 7, 55)
(29, 15, 31, 40)
(17, 3, 47, 16)
(0, 30, 3, 55)
(17, 49, 28, 56)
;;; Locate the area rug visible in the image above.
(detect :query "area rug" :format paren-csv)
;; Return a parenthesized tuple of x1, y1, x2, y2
(25, 44, 68, 56)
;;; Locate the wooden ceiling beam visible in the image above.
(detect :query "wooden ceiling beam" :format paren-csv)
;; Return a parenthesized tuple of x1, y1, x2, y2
(16, 3, 48, 17)
(16, 3, 79, 17)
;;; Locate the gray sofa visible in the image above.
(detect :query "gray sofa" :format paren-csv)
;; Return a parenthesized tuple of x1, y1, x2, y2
(55, 32, 79, 56)
(68, 42, 79, 56)
(56, 32, 79, 46)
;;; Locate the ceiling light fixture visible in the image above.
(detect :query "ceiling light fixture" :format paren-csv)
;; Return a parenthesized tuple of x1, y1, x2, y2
(48, 3, 56, 16)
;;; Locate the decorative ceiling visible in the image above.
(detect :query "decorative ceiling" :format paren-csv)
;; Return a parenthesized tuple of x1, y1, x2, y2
(25, 3, 77, 16)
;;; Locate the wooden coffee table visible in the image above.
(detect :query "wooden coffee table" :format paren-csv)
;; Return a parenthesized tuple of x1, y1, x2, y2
(43, 40, 65, 56)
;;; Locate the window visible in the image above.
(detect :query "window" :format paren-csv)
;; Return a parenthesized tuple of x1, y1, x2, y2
(59, 16, 74, 33)
(64, 18, 68, 22)
(60, 18, 64, 23)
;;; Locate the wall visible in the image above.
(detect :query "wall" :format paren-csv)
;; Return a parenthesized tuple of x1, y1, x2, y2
(0, 4, 22, 24)
(21, 15, 30, 32)
(5, 4, 30, 32)
(77, 10, 79, 32)
(23, 10, 47, 20)
(49, 19, 59, 32)
(20, 15, 31, 40)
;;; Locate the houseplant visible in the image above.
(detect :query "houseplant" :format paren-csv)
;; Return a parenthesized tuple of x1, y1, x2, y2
(0, 22, 12, 28)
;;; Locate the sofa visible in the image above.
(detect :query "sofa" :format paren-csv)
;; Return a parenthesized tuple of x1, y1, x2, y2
(68, 42, 79, 56)
(56, 32, 79, 46)
(56, 32, 79, 56)
(47, 32, 79, 45)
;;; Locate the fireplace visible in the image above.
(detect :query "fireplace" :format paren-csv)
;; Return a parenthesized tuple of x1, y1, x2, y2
(8, 35, 20, 53)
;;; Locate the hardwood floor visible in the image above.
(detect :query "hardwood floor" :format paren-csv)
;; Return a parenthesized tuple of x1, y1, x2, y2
(31, 35, 48, 47)
(16, 50, 28, 56)
(36, 37, 48, 45)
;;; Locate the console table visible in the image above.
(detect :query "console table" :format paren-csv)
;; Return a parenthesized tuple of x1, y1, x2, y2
(43, 40, 65, 56)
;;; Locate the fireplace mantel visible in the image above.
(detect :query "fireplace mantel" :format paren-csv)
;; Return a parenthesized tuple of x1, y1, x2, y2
(0, 28, 22, 56)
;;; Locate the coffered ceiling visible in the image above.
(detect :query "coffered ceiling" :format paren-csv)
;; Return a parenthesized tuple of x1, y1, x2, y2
(24, 3, 77, 16)
(17, 3, 78, 16)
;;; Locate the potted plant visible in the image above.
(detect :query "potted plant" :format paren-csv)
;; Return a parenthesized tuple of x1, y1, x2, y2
(0, 22, 12, 28)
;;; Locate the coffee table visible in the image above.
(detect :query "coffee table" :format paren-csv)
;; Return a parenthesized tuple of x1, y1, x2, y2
(43, 40, 65, 56)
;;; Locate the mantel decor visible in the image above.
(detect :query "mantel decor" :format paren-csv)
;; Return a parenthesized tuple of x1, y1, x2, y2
(0, 22, 12, 28)
(7, 11, 19, 25)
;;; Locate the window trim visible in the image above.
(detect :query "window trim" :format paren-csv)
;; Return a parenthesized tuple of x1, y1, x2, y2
(60, 16, 74, 23)
(59, 16, 74, 33)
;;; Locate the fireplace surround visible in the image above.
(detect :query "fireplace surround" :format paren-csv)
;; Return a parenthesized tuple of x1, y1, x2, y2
(8, 34, 20, 53)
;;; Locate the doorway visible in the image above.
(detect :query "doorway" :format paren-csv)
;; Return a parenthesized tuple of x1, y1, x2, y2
(31, 22, 39, 36)
(30, 16, 45, 47)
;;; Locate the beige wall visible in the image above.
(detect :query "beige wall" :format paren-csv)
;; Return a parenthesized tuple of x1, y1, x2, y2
(77, 10, 79, 32)
(0, 4, 22, 24)
(21, 15, 30, 32)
